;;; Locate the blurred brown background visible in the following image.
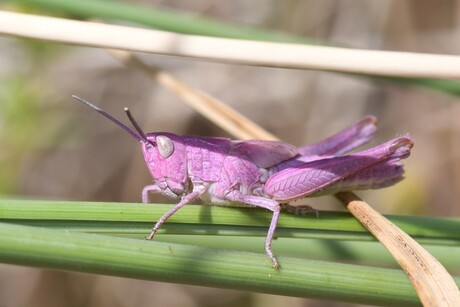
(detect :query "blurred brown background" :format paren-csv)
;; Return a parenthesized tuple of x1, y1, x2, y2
(1, 1, 459, 306)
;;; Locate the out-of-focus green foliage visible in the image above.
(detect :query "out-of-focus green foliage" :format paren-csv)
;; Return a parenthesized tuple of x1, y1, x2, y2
(0, 75, 42, 193)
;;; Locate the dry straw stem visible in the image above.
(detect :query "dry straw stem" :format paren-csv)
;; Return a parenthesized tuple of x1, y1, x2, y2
(108, 49, 460, 306)
(2, 10, 460, 79)
(336, 193, 460, 307)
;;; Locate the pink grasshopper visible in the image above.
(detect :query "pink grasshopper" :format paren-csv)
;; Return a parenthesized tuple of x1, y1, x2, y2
(73, 96, 413, 269)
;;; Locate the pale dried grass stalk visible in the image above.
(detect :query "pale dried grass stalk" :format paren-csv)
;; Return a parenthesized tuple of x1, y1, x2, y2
(1, 11, 460, 79)
(336, 192, 460, 306)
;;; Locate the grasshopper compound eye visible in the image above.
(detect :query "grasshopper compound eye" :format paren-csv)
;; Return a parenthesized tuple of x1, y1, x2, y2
(156, 135, 174, 159)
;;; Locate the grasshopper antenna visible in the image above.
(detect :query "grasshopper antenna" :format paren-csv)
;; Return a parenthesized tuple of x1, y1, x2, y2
(72, 95, 144, 143)
(124, 107, 149, 141)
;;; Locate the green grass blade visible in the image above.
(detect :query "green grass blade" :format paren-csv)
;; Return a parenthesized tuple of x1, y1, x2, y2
(153, 236, 460, 271)
(1, 199, 459, 271)
(1, 199, 459, 241)
(0, 221, 431, 306)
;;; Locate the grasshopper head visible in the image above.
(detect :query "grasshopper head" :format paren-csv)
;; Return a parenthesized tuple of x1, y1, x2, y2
(141, 132, 187, 186)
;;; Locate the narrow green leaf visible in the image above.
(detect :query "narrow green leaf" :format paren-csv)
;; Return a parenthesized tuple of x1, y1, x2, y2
(1, 199, 459, 242)
(1, 199, 459, 271)
(0, 222, 431, 306)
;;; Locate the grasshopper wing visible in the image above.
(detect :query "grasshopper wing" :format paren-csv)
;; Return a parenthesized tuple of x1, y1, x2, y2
(265, 136, 413, 202)
(298, 115, 377, 156)
(231, 140, 298, 168)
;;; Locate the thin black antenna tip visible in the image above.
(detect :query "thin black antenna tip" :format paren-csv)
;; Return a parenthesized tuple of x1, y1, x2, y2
(72, 95, 102, 112)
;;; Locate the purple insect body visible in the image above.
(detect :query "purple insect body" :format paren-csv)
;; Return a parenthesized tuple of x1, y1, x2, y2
(73, 96, 413, 269)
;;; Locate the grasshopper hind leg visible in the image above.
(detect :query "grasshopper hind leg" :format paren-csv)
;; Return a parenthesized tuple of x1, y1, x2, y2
(225, 192, 281, 269)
